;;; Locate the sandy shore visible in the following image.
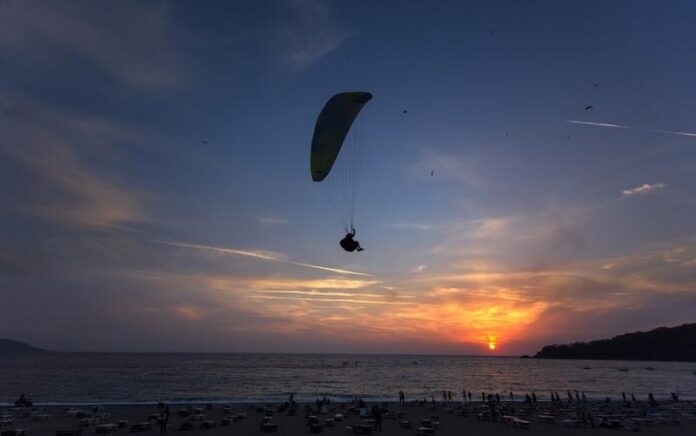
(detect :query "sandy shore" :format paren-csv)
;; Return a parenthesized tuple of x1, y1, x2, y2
(1, 400, 695, 436)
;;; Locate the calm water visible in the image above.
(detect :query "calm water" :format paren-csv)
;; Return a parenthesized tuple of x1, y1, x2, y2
(1, 353, 695, 405)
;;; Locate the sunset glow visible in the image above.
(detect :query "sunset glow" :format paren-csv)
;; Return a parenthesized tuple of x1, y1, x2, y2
(2, 0, 695, 355)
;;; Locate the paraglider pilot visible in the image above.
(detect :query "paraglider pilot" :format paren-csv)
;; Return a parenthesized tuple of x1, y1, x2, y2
(340, 228, 364, 252)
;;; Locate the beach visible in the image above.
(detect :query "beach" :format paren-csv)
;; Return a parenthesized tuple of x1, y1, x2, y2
(2, 400, 695, 436)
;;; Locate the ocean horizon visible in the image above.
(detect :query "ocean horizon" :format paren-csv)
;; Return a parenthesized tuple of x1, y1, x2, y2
(3, 353, 694, 405)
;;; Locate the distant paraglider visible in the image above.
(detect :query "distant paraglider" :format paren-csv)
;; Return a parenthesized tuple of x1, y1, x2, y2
(585, 105, 594, 112)
(310, 91, 372, 252)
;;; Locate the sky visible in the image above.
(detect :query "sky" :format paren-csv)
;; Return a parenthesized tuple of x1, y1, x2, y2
(1, 0, 696, 355)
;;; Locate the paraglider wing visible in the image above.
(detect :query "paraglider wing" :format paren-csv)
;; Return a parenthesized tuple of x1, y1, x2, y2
(310, 92, 372, 182)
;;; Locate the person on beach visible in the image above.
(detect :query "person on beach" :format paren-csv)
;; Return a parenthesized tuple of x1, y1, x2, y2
(509, 391, 513, 402)
(371, 405, 382, 431)
(159, 405, 169, 435)
(467, 391, 472, 403)
(532, 391, 537, 403)
(398, 391, 405, 405)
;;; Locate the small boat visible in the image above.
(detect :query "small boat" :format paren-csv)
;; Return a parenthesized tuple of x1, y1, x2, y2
(582, 366, 591, 370)
(644, 367, 655, 371)
(618, 368, 629, 372)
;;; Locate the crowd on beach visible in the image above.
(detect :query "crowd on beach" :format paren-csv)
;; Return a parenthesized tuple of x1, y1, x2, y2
(1, 389, 694, 435)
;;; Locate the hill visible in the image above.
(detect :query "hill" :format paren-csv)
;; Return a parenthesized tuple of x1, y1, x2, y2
(0, 338, 45, 352)
(534, 323, 696, 361)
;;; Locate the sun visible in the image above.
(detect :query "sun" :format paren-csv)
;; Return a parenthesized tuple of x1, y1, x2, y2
(487, 336, 497, 351)
(488, 342, 496, 350)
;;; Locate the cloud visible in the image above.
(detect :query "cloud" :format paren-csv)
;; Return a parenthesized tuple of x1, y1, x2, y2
(259, 216, 289, 226)
(391, 222, 434, 231)
(567, 120, 696, 138)
(249, 278, 380, 290)
(468, 218, 508, 238)
(250, 295, 414, 306)
(171, 305, 204, 321)
(410, 265, 428, 273)
(152, 240, 374, 277)
(278, 0, 351, 69)
(622, 183, 667, 197)
(0, 0, 182, 88)
(0, 100, 149, 228)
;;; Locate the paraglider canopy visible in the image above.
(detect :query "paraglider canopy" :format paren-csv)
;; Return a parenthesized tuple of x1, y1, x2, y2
(310, 92, 372, 182)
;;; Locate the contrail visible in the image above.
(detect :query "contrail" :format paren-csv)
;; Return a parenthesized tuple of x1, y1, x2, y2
(567, 120, 696, 138)
(152, 240, 374, 277)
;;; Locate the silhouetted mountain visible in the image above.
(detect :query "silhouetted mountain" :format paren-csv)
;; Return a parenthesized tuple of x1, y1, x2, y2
(0, 338, 45, 352)
(535, 324, 696, 361)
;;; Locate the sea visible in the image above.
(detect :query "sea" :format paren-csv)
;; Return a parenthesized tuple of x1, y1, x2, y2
(1, 353, 695, 405)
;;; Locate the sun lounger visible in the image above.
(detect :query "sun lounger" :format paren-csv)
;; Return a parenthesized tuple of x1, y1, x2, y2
(351, 424, 372, 435)
(129, 422, 152, 432)
(56, 430, 81, 436)
(260, 422, 278, 432)
(177, 409, 191, 417)
(562, 419, 583, 428)
(334, 413, 344, 421)
(79, 417, 96, 427)
(416, 427, 434, 436)
(199, 420, 216, 429)
(325, 418, 335, 427)
(179, 422, 194, 431)
(95, 423, 117, 434)
(398, 420, 411, 428)
(1, 430, 27, 436)
(0, 419, 14, 426)
(117, 421, 128, 429)
(512, 418, 530, 429)
(631, 418, 654, 426)
(221, 418, 231, 426)
(537, 415, 555, 424)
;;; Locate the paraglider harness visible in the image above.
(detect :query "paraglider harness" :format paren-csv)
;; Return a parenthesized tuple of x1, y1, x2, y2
(340, 228, 364, 252)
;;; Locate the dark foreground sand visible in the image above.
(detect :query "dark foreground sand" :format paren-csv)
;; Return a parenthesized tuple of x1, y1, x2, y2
(1, 400, 695, 436)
